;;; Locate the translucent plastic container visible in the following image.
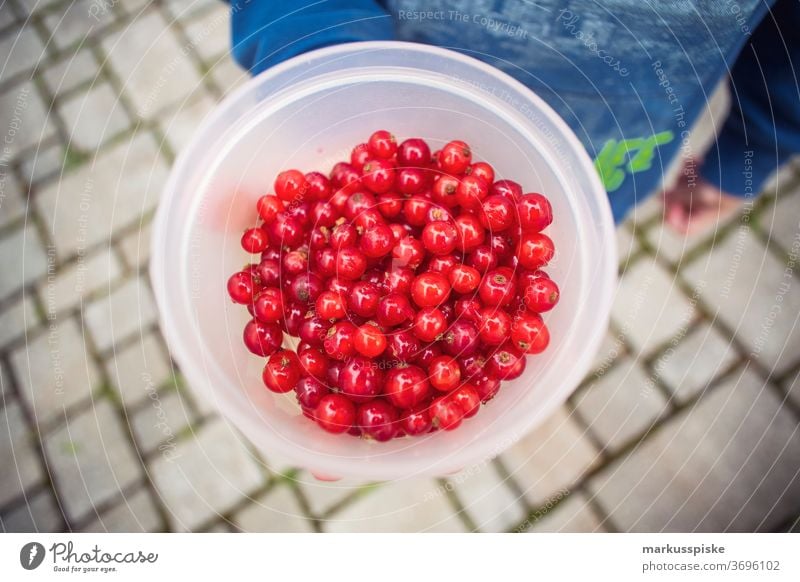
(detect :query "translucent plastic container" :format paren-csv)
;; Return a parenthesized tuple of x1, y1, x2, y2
(151, 42, 616, 480)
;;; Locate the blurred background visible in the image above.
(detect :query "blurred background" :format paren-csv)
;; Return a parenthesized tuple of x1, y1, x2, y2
(0, 0, 799, 533)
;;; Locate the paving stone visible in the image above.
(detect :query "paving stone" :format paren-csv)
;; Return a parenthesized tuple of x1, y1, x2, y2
(589, 367, 800, 532)
(447, 462, 526, 532)
(105, 331, 172, 408)
(611, 257, 697, 356)
(183, 3, 229, 61)
(590, 332, 626, 376)
(19, 141, 65, 185)
(654, 322, 739, 404)
(616, 223, 638, 267)
(211, 56, 246, 96)
(0, 81, 54, 159)
(39, 247, 122, 316)
(102, 11, 203, 119)
(0, 25, 45, 80)
(131, 389, 192, 453)
(12, 317, 100, 424)
(0, 223, 48, 301)
(322, 479, 466, 532)
(150, 418, 264, 531)
(36, 132, 168, 259)
(85, 276, 157, 351)
(43, 0, 115, 50)
(0, 400, 44, 507)
(118, 218, 152, 269)
(0, 488, 64, 532)
(0, 361, 11, 401)
(645, 220, 710, 265)
(683, 227, 800, 375)
(526, 493, 605, 532)
(783, 368, 800, 410)
(59, 82, 130, 150)
(0, 292, 37, 348)
(162, 93, 216, 154)
(165, 0, 217, 19)
(0, 171, 26, 229)
(14, 0, 62, 15)
(297, 475, 369, 517)
(759, 186, 800, 254)
(574, 357, 668, 453)
(501, 407, 601, 505)
(44, 398, 141, 521)
(629, 194, 663, 225)
(82, 488, 163, 532)
(234, 485, 314, 533)
(43, 49, 99, 94)
(0, 6, 17, 28)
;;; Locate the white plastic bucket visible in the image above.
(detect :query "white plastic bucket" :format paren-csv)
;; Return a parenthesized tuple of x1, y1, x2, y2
(151, 42, 617, 480)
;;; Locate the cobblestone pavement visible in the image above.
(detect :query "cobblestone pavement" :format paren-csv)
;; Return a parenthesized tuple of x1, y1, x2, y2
(1, 0, 799, 533)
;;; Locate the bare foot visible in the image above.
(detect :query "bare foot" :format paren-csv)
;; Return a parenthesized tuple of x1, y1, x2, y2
(662, 159, 743, 234)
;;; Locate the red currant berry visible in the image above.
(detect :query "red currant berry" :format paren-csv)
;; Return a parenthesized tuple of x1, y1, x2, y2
(274, 169, 309, 202)
(428, 356, 461, 392)
(522, 275, 560, 312)
(377, 292, 414, 327)
(396, 168, 426, 195)
(384, 365, 431, 409)
(403, 196, 432, 227)
(439, 140, 472, 175)
(517, 232, 555, 269)
(257, 259, 280, 287)
(397, 138, 432, 167)
(411, 272, 450, 308)
(299, 347, 329, 380)
(289, 272, 323, 304)
(354, 323, 387, 357)
(479, 195, 516, 232)
(315, 394, 356, 434)
(243, 319, 282, 357)
(295, 376, 328, 410)
(348, 281, 381, 317)
(487, 343, 526, 380)
(456, 175, 489, 211)
(466, 245, 498, 274)
(479, 268, 517, 307)
(467, 161, 495, 184)
(316, 290, 347, 321)
(253, 288, 284, 323)
(517, 193, 553, 232)
(361, 159, 396, 194)
(430, 396, 464, 430)
(280, 302, 305, 336)
(367, 130, 398, 159)
(350, 142, 371, 169)
(442, 321, 479, 357)
(267, 214, 304, 248)
(256, 195, 284, 222)
(387, 329, 422, 362)
(360, 223, 395, 258)
(449, 264, 481, 294)
(336, 247, 368, 280)
(422, 221, 458, 255)
(227, 271, 256, 304)
(450, 385, 480, 418)
(400, 405, 432, 436)
(305, 171, 332, 201)
(511, 312, 550, 354)
(392, 236, 425, 269)
(413, 342, 443, 368)
(323, 321, 357, 360)
(454, 298, 482, 323)
(412, 307, 447, 342)
(490, 179, 523, 202)
(474, 374, 501, 403)
(376, 192, 404, 218)
(241, 227, 269, 254)
(358, 399, 399, 441)
(282, 250, 308, 276)
(454, 214, 485, 252)
(426, 254, 458, 274)
(385, 267, 415, 294)
(339, 356, 384, 402)
(478, 307, 512, 345)
(262, 350, 301, 393)
(431, 175, 460, 208)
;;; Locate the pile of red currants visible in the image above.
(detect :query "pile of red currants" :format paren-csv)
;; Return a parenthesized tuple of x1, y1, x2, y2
(227, 131, 559, 441)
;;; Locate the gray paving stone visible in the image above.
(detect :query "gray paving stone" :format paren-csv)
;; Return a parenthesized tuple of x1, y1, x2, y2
(0, 81, 54, 160)
(44, 398, 141, 522)
(0, 6, 16, 28)
(297, 475, 368, 517)
(0, 292, 37, 348)
(211, 55, 246, 96)
(616, 223, 638, 267)
(131, 389, 192, 453)
(501, 406, 601, 505)
(759, 186, 800, 254)
(322, 479, 466, 532)
(183, 2, 229, 61)
(11, 317, 99, 424)
(165, 0, 217, 19)
(43, 0, 115, 50)
(19, 141, 65, 185)
(645, 220, 711, 265)
(234, 485, 314, 533)
(591, 332, 626, 376)
(0, 171, 26, 229)
(629, 194, 663, 225)
(82, 488, 163, 532)
(574, 357, 668, 453)
(683, 227, 800, 375)
(36, 132, 169, 259)
(105, 331, 173, 408)
(102, 11, 202, 119)
(59, 83, 130, 150)
(0, 361, 11, 401)
(589, 366, 800, 532)
(611, 257, 697, 356)
(14, 0, 61, 15)
(42, 49, 99, 94)
(150, 418, 263, 531)
(162, 92, 215, 154)
(447, 462, 527, 532)
(39, 247, 122, 316)
(118, 218, 151, 269)
(0, 488, 64, 532)
(0, 400, 44, 507)
(0, 223, 48, 300)
(85, 276, 157, 352)
(526, 493, 606, 532)
(0, 25, 45, 80)
(654, 322, 739, 404)
(783, 368, 800, 411)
